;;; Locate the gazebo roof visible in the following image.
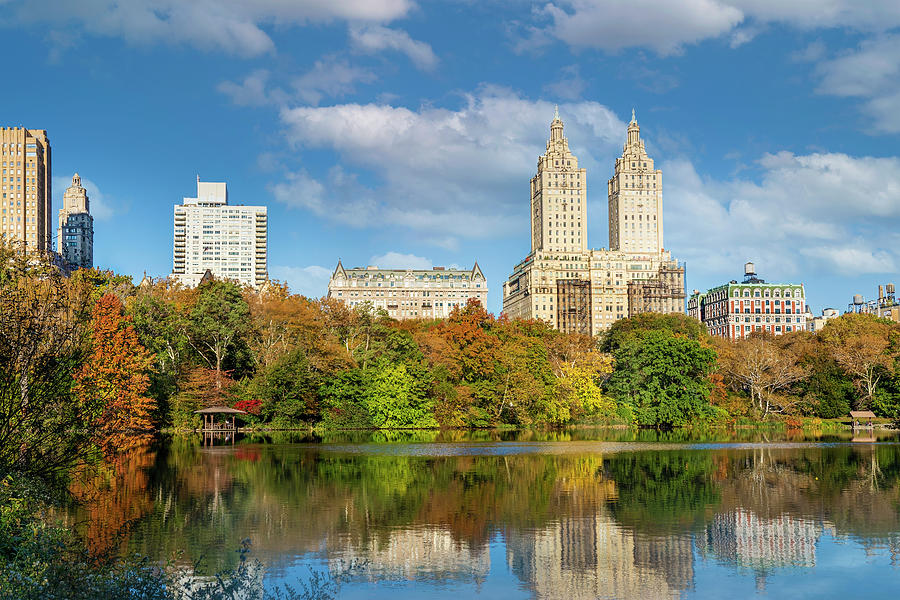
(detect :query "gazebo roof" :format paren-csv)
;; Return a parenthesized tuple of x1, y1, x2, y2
(194, 406, 248, 415)
(849, 411, 876, 419)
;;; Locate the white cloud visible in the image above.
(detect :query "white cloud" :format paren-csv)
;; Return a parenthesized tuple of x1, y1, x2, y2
(6, 0, 415, 57)
(292, 58, 377, 104)
(814, 35, 900, 133)
(269, 264, 332, 298)
(274, 87, 626, 244)
(542, 64, 587, 101)
(218, 59, 376, 108)
(349, 24, 438, 71)
(369, 251, 432, 269)
(526, 0, 743, 55)
(269, 166, 377, 227)
(217, 69, 285, 106)
(53, 174, 116, 220)
(521, 0, 900, 55)
(664, 151, 900, 281)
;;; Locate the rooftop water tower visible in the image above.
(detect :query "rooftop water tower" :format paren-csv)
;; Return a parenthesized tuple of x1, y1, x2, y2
(742, 261, 764, 284)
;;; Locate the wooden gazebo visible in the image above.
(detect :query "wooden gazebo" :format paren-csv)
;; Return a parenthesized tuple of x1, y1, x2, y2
(195, 406, 247, 432)
(850, 410, 877, 428)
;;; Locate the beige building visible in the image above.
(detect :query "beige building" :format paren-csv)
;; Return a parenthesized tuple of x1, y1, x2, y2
(57, 173, 93, 269)
(503, 110, 685, 335)
(171, 179, 268, 289)
(327, 261, 488, 319)
(0, 127, 52, 252)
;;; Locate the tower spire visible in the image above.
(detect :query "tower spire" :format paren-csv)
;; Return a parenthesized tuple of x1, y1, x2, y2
(631, 107, 636, 124)
(554, 104, 559, 121)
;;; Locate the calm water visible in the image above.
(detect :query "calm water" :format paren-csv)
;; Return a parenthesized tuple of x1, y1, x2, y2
(67, 429, 900, 599)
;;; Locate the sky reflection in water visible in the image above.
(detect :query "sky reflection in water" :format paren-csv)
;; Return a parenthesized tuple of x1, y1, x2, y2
(68, 429, 900, 599)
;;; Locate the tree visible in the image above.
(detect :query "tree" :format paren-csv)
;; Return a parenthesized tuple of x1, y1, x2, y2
(819, 314, 897, 410)
(717, 332, 810, 417)
(364, 363, 437, 429)
(0, 245, 96, 483)
(606, 330, 718, 427)
(601, 312, 707, 353)
(74, 294, 155, 454)
(187, 280, 252, 389)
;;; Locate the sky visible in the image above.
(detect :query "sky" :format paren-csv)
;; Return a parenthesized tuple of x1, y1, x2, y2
(2, 0, 899, 315)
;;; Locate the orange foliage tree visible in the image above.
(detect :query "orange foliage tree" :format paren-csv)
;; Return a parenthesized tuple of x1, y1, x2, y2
(74, 293, 155, 454)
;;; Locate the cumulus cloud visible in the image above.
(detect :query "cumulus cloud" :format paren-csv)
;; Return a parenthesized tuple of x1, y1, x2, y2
(219, 59, 376, 108)
(369, 251, 433, 269)
(269, 166, 377, 227)
(813, 35, 900, 133)
(349, 24, 438, 71)
(520, 0, 900, 55)
(217, 69, 286, 106)
(664, 151, 900, 282)
(292, 58, 377, 105)
(523, 0, 743, 55)
(5, 0, 415, 57)
(273, 87, 626, 245)
(53, 174, 116, 220)
(269, 264, 332, 298)
(542, 64, 587, 101)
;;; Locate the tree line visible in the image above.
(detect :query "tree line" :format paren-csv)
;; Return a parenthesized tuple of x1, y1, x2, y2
(4, 244, 900, 472)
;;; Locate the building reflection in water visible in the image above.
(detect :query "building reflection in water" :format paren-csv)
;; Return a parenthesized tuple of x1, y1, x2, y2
(704, 509, 823, 571)
(505, 514, 693, 600)
(328, 526, 490, 584)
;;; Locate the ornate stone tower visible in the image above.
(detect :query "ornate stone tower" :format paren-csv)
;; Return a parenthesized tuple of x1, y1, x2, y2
(607, 110, 663, 254)
(57, 173, 93, 269)
(530, 107, 588, 254)
(56, 173, 94, 269)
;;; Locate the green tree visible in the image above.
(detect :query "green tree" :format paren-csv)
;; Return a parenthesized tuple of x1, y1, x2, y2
(251, 348, 321, 425)
(606, 330, 718, 427)
(601, 312, 707, 353)
(365, 363, 437, 429)
(187, 280, 253, 389)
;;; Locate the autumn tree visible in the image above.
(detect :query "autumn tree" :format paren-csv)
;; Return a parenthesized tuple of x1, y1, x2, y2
(74, 294, 155, 454)
(819, 314, 898, 410)
(717, 332, 811, 417)
(0, 244, 96, 483)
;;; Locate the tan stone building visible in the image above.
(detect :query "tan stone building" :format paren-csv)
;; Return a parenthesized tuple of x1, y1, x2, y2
(327, 261, 488, 319)
(503, 110, 684, 335)
(57, 173, 94, 269)
(0, 127, 52, 252)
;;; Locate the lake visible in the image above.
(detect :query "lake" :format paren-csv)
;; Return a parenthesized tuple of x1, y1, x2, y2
(66, 429, 900, 599)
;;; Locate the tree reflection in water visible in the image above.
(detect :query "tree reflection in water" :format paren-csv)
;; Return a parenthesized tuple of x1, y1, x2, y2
(67, 432, 900, 598)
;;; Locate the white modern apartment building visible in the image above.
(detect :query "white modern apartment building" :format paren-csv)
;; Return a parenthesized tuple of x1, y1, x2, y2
(171, 179, 267, 289)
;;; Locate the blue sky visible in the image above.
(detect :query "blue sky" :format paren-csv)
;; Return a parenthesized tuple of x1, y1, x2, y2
(2, 0, 899, 314)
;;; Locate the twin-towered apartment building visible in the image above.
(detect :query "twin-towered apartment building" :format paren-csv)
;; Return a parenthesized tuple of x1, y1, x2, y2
(501, 109, 685, 334)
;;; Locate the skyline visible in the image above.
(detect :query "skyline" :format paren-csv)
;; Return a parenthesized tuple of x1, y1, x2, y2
(2, 1, 899, 314)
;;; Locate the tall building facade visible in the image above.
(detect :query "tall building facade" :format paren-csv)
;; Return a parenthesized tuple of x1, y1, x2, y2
(0, 127, 52, 252)
(57, 173, 93, 269)
(327, 262, 488, 319)
(503, 111, 685, 335)
(687, 263, 806, 339)
(609, 110, 663, 254)
(171, 179, 268, 289)
(531, 106, 588, 254)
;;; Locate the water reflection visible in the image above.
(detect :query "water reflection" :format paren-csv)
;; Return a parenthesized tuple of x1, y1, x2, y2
(67, 431, 900, 598)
